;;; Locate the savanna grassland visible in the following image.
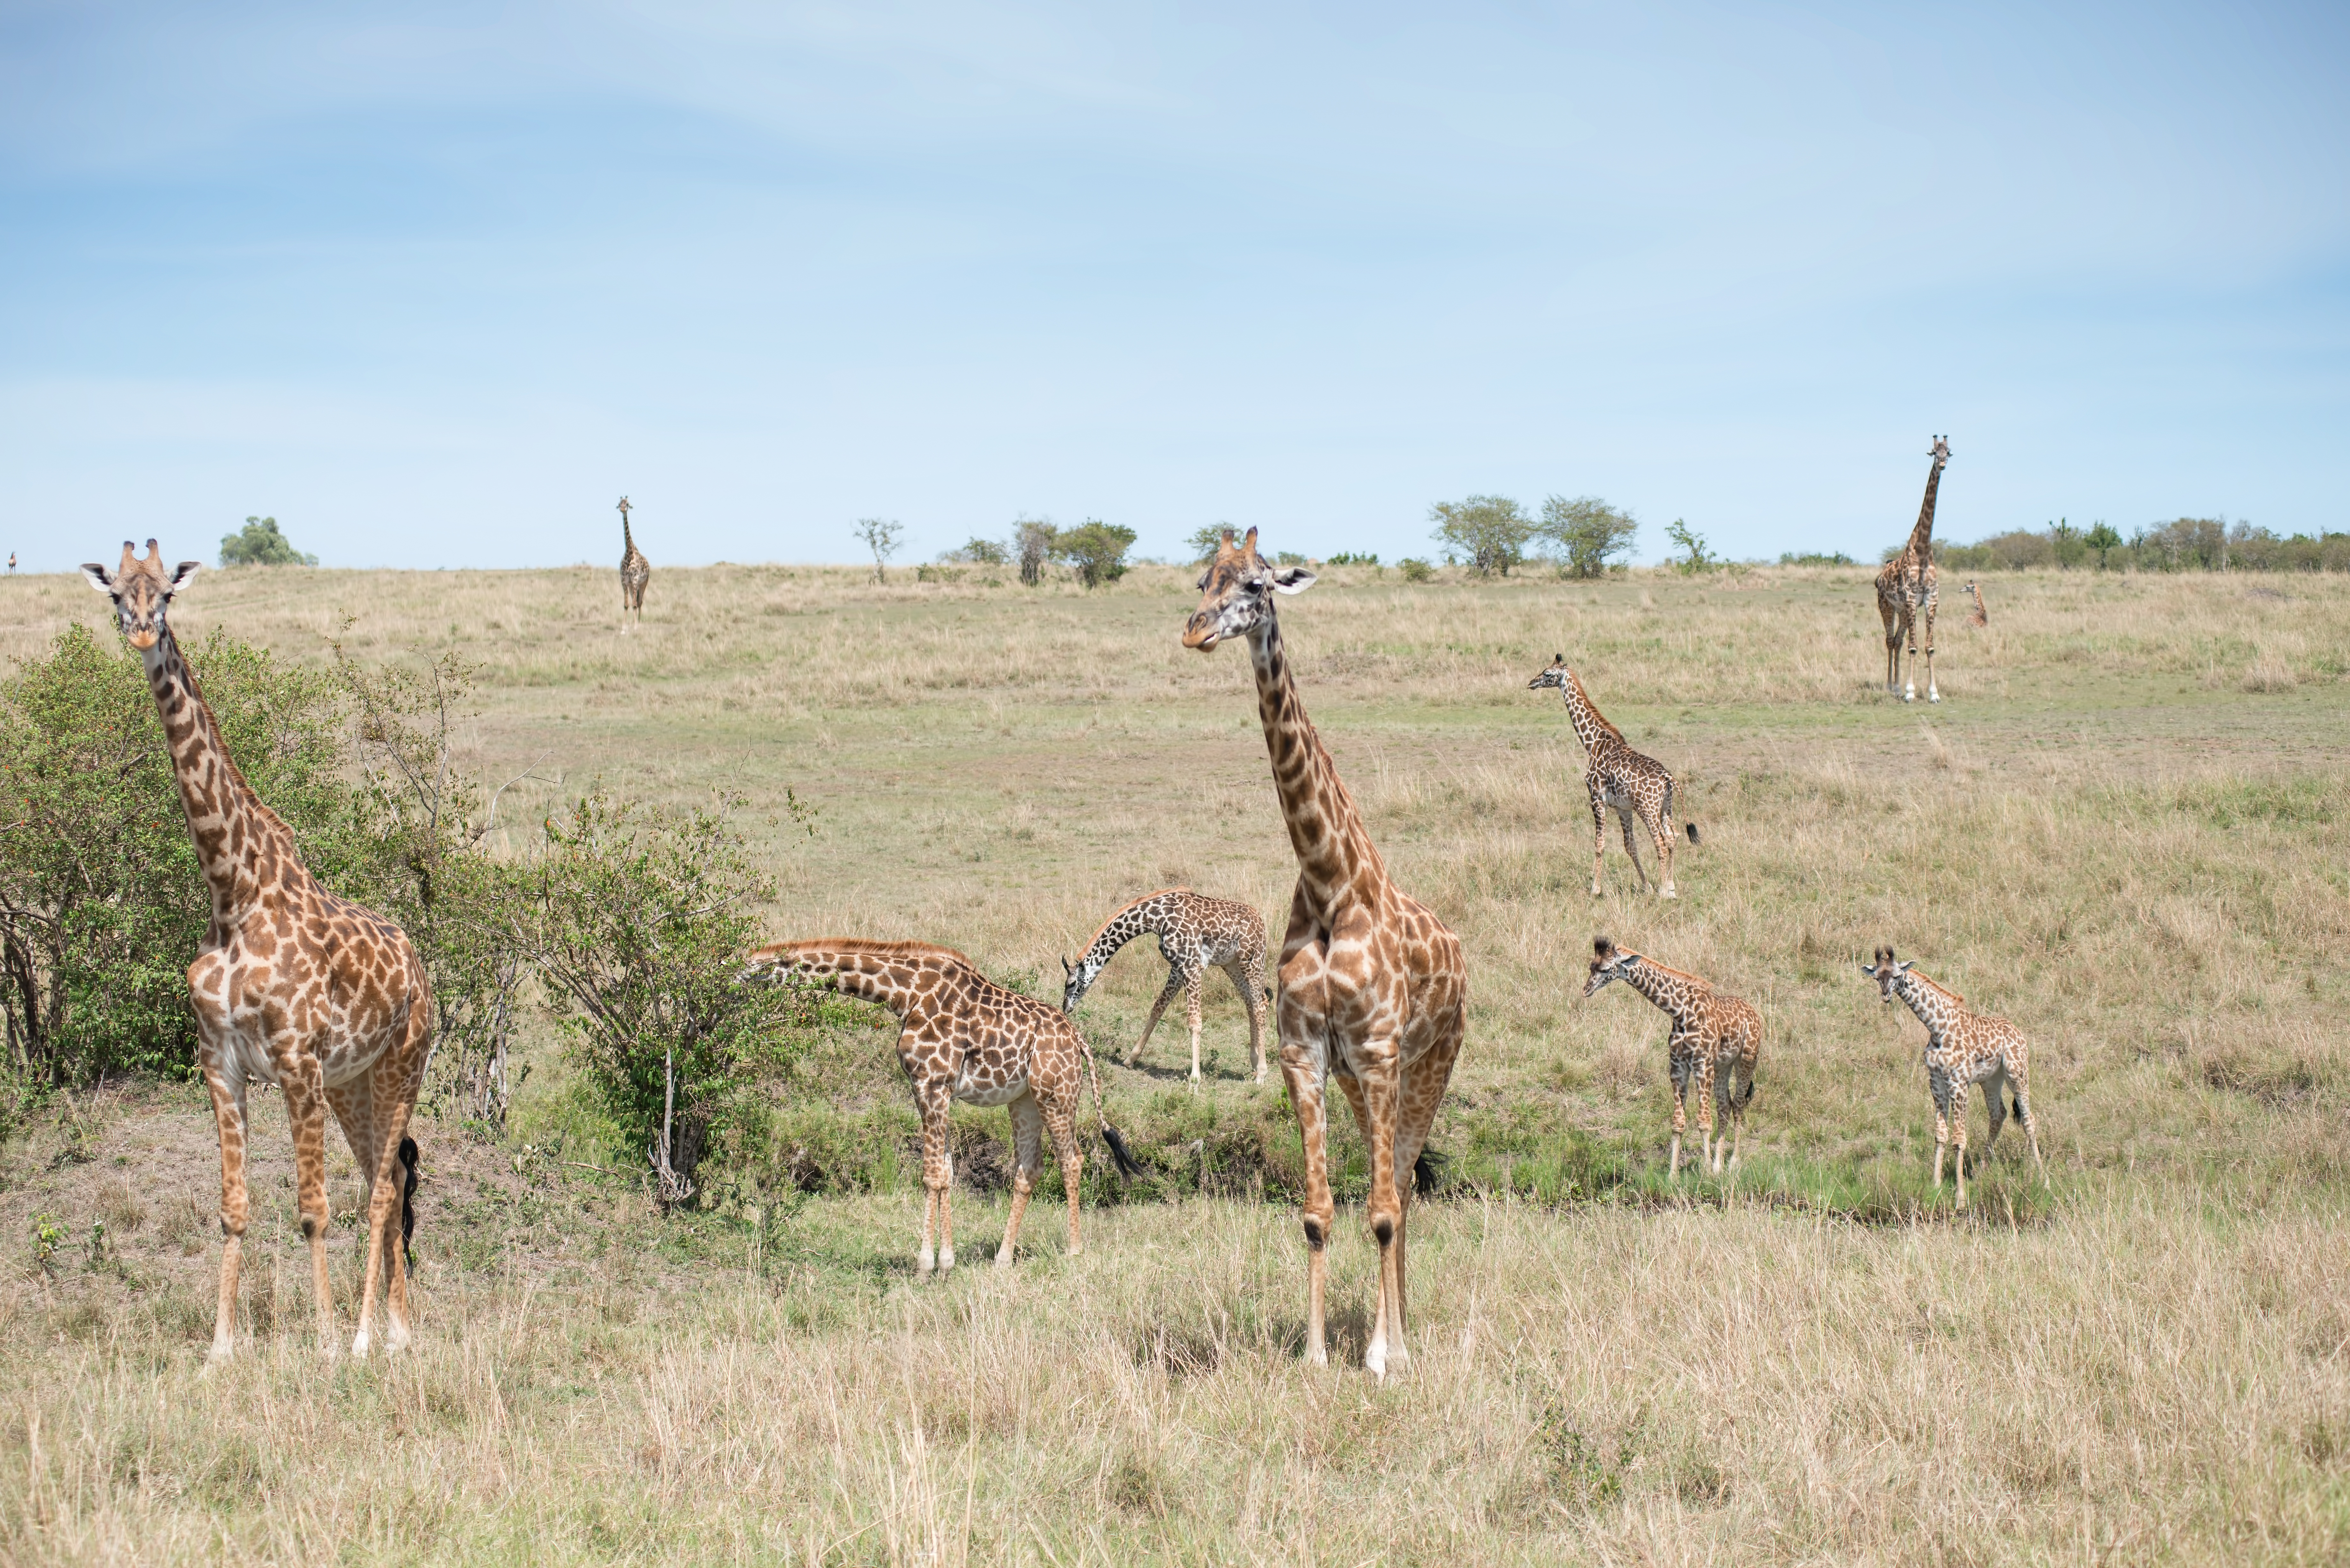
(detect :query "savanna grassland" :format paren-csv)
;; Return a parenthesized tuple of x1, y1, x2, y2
(2, 558, 2348, 1564)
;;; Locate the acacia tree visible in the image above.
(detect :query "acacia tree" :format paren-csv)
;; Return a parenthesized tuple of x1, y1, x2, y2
(853, 518, 904, 583)
(1056, 520, 1137, 588)
(219, 516, 317, 567)
(1014, 517, 1058, 586)
(1430, 496, 1533, 577)
(1539, 495, 1640, 578)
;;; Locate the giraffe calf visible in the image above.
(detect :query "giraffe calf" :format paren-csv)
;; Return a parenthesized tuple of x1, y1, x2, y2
(1583, 937, 1760, 1176)
(1860, 946, 2047, 1209)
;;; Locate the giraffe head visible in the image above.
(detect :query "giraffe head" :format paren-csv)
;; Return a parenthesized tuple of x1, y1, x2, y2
(1858, 944, 1913, 1005)
(80, 540, 202, 652)
(1058, 952, 1098, 1015)
(1528, 654, 1572, 693)
(1181, 528, 1315, 651)
(1929, 435, 1952, 468)
(1583, 935, 1641, 998)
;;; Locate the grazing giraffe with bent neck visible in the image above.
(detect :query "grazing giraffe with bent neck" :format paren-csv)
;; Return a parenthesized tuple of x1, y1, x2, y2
(1184, 527, 1467, 1379)
(1529, 657, 1697, 899)
(1860, 946, 2046, 1209)
(745, 939, 1138, 1271)
(1583, 937, 1760, 1176)
(1061, 888, 1270, 1084)
(618, 496, 650, 630)
(82, 541, 433, 1361)
(1875, 436, 1951, 702)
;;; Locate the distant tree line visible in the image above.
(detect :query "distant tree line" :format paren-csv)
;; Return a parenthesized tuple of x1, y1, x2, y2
(938, 516, 1138, 587)
(1930, 518, 2350, 573)
(1425, 494, 1641, 578)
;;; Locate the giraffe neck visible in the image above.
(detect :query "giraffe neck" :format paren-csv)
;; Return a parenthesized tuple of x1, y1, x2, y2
(767, 939, 956, 1019)
(143, 625, 294, 926)
(1245, 614, 1382, 909)
(1067, 904, 1168, 1001)
(1620, 960, 1703, 1022)
(1557, 672, 1618, 756)
(1889, 973, 1956, 1038)
(623, 517, 635, 555)
(1907, 459, 1944, 561)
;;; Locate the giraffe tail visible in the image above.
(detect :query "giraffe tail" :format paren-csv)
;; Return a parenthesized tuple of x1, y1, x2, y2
(1685, 822, 1700, 846)
(1732, 1074, 1757, 1112)
(398, 1136, 421, 1266)
(1074, 1028, 1144, 1180)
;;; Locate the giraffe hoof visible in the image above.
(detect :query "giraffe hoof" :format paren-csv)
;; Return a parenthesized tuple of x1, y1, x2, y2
(349, 1331, 370, 1359)
(994, 1249, 1014, 1269)
(938, 1247, 955, 1271)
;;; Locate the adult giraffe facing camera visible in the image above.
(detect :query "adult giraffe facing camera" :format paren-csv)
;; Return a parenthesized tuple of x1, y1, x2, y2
(1875, 436, 1951, 702)
(81, 541, 432, 1361)
(1183, 528, 1466, 1379)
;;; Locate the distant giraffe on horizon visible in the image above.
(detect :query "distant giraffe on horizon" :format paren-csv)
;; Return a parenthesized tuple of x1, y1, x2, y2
(1876, 436, 1951, 701)
(618, 496, 650, 630)
(1528, 657, 1698, 899)
(1061, 888, 1271, 1084)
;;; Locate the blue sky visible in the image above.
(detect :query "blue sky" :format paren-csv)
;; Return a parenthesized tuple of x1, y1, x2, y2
(3, 1, 2345, 571)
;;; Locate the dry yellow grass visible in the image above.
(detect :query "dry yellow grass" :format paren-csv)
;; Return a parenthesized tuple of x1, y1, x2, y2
(3, 560, 2348, 1562)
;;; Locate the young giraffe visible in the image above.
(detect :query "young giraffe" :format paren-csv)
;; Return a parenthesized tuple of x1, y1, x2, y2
(1875, 436, 1952, 702)
(744, 939, 1139, 1270)
(618, 495, 650, 630)
(81, 542, 433, 1361)
(1060, 888, 1271, 1084)
(1528, 657, 1698, 899)
(1184, 528, 1467, 1379)
(1860, 946, 2047, 1210)
(1583, 937, 1760, 1176)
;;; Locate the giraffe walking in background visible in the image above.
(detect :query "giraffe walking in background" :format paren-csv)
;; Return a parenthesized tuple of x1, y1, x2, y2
(1184, 528, 1467, 1379)
(1061, 889, 1271, 1084)
(1584, 937, 1760, 1176)
(745, 939, 1139, 1271)
(1876, 436, 1951, 701)
(80, 542, 433, 1361)
(618, 495, 650, 630)
(1529, 657, 1699, 899)
(1860, 946, 2047, 1209)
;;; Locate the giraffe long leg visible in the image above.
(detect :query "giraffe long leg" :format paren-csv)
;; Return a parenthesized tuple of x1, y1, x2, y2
(1922, 586, 1940, 703)
(1650, 799, 1677, 900)
(1881, 596, 1902, 694)
(1224, 960, 1268, 1084)
(1588, 777, 1609, 897)
(198, 1029, 250, 1365)
(1694, 1054, 1718, 1175)
(1042, 1091, 1085, 1256)
(1338, 1053, 1408, 1380)
(914, 1078, 953, 1273)
(1929, 1069, 1952, 1190)
(279, 1054, 339, 1356)
(1668, 1047, 1691, 1178)
(345, 1077, 419, 1358)
(1951, 1083, 1971, 1210)
(1184, 969, 1205, 1083)
(1616, 805, 1652, 892)
(1983, 1070, 2009, 1158)
(1282, 1041, 1335, 1368)
(1388, 1005, 1463, 1343)
(1134, 964, 1189, 1067)
(997, 1090, 1044, 1267)
(2011, 1057, 2049, 1186)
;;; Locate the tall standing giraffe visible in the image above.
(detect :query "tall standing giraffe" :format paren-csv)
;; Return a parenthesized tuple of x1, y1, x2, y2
(1860, 946, 2046, 1209)
(744, 939, 1138, 1270)
(618, 495, 651, 630)
(1060, 888, 1271, 1084)
(1875, 436, 1952, 702)
(1528, 657, 1698, 899)
(1583, 937, 1760, 1176)
(1183, 528, 1467, 1378)
(80, 542, 433, 1361)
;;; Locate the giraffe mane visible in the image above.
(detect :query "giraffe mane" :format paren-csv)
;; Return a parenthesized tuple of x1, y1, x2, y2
(1902, 966, 1965, 1007)
(1566, 671, 1622, 738)
(1080, 889, 1188, 955)
(1628, 953, 1711, 992)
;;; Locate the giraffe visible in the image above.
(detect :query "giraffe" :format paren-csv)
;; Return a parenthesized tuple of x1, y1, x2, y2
(743, 939, 1139, 1271)
(618, 495, 650, 630)
(1183, 527, 1467, 1378)
(1859, 946, 2046, 1210)
(1061, 888, 1271, 1084)
(1875, 436, 1952, 702)
(1964, 580, 1988, 628)
(1583, 937, 1760, 1176)
(1528, 657, 1699, 899)
(80, 542, 433, 1361)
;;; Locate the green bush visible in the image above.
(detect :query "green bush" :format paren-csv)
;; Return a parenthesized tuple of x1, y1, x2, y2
(1541, 496, 1640, 578)
(218, 516, 316, 567)
(1398, 558, 1436, 583)
(1055, 520, 1138, 589)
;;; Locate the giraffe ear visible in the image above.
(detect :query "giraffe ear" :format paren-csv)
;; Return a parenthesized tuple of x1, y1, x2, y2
(80, 564, 115, 595)
(1060, 955, 1073, 976)
(1897, 960, 1914, 972)
(1271, 567, 1316, 595)
(168, 561, 202, 593)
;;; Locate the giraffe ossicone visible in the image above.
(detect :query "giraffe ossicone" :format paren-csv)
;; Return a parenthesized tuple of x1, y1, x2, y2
(746, 939, 1138, 1271)
(80, 540, 433, 1363)
(1528, 657, 1697, 899)
(1860, 944, 2048, 1210)
(1584, 936, 1759, 1176)
(1061, 888, 1271, 1084)
(1184, 526, 1467, 1380)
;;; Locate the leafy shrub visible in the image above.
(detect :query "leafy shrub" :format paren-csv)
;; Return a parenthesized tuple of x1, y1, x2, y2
(1778, 550, 1855, 566)
(1015, 517, 1058, 586)
(1664, 518, 1717, 573)
(1055, 520, 1138, 589)
(1430, 495, 1533, 577)
(1325, 552, 1380, 567)
(938, 537, 1007, 566)
(218, 516, 316, 567)
(1541, 496, 1639, 578)
(1398, 558, 1435, 583)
